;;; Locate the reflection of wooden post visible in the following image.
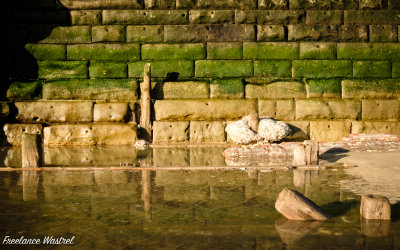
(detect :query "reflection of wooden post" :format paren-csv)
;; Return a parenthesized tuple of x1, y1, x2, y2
(22, 133, 42, 168)
(141, 170, 151, 221)
(22, 171, 39, 201)
(360, 194, 391, 220)
(140, 63, 152, 142)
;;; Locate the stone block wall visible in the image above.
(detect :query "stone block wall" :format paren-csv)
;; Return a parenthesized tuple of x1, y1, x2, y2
(2, 0, 400, 145)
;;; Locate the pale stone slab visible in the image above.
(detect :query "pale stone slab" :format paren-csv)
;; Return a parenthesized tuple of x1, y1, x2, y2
(3, 124, 43, 146)
(44, 123, 137, 146)
(245, 81, 306, 99)
(310, 121, 351, 142)
(94, 102, 128, 122)
(15, 101, 93, 123)
(296, 100, 361, 120)
(162, 81, 209, 99)
(259, 99, 295, 120)
(190, 121, 226, 143)
(362, 100, 400, 121)
(352, 121, 400, 135)
(153, 121, 189, 143)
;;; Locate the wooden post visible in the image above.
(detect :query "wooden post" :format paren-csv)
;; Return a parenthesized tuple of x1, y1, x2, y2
(360, 194, 391, 220)
(293, 144, 307, 166)
(275, 187, 329, 220)
(304, 140, 319, 165)
(22, 133, 42, 168)
(140, 63, 152, 142)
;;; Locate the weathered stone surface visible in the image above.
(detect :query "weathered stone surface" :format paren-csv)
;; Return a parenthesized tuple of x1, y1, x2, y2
(306, 79, 341, 99)
(190, 121, 226, 143)
(207, 43, 242, 59)
(342, 79, 400, 99)
(292, 60, 352, 78)
(353, 61, 391, 78)
(305, 10, 343, 25)
(296, 100, 361, 120)
(60, 0, 143, 9)
(126, 25, 164, 43)
(195, 60, 253, 77)
(359, 0, 382, 9)
(38, 61, 88, 79)
(361, 195, 391, 220)
(245, 82, 306, 99)
(337, 43, 400, 60)
(162, 81, 209, 99)
(89, 62, 127, 79)
(155, 99, 257, 121)
(153, 121, 189, 143)
(258, 118, 291, 142)
(369, 25, 398, 42)
(284, 121, 310, 140)
(67, 44, 140, 61)
(339, 25, 369, 42)
(344, 10, 400, 25)
(189, 10, 234, 24)
(15, 101, 93, 123)
(44, 123, 137, 146)
(362, 100, 400, 121)
(288, 25, 339, 41)
(310, 121, 351, 142)
(254, 60, 292, 77)
(3, 124, 42, 146)
(24, 44, 66, 60)
(43, 79, 138, 100)
(258, 99, 295, 120)
(144, 0, 175, 9)
(289, 0, 351, 9)
(299, 42, 336, 59)
(91, 25, 125, 42)
(103, 10, 187, 25)
(128, 60, 194, 78)
(93, 102, 128, 122)
(71, 10, 101, 25)
(225, 119, 257, 144)
(351, 121, 400, 135)
(196, 0, 257, 9)
(393, 62, 400, 78)
(259, 0, 288, 9)
(257, 10, 306, 24)
(389, 0, 400, 9)
(257, 25, 285, 41)
(243, 42, 299, 59)
(210, 78, 244, 99)
(142, 44, 205, 60)
(40, 26, 91, 43)
(6, 82, 42, 100)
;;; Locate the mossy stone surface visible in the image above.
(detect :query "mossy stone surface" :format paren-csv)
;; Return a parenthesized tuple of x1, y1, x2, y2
(254, 60, 292, 77)
(293, 60, 352, 78)
(210, 78, 244, 98)
(195, 60, 253, 77)
(91, 25, 126, 42)
(393, 62, 400, 78)
(162, 81, 209, 99)
(342, 79, 400, 99)
(353, 61, 391, 78)
(306, 79, 341, 99)
(25, 44, 66, 60)
(89, 62, 127, 79)
(126, 25, 164, 43)
(337, 43, 400, 60)
(128, 60, 194, 78)
(142, 44, 205, 60)
(245, 81, 306, 98)
(243, 42, 299, 59)
(7, 81, 42, 100)
(207, 43, 243, 59)
(67, 44, 140, 61)
(40, 26, 91, 43)
(38, 61, 88, 79)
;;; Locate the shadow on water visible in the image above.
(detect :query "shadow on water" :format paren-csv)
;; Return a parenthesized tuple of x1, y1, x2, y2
(391, 202, 400, 221)
(3, 0, 71, 100)
(320, 200, 360, 217)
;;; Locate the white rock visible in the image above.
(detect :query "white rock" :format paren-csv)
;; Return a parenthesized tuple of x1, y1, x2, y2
(225, 119, 257, 144)
(257, 118, 291, 142)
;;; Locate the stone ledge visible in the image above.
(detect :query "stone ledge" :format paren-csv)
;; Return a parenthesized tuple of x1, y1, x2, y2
(3, 124, 43, 146)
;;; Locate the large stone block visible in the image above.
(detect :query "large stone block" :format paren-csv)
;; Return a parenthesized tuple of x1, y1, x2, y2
(369, 25, 398, 43)
(210, 78, 244, 99)
(359, 0, 383, 9)
(292, 60, 352, 78)
(288, 25, 339, 41)
(353, 61, 391, 78)
(337, 43, 400, 60)
(306, 10, 343, 25)
(207, 43, 242, 59)
(306, 79, 341, 99)
(6, 82, 42, 100)
(154, 99, 257, 121)
(196, 0, 257, 9)
(24, 44, 66, 60)
(164, 25, 207, 42)
(128, 60, 194, 78)
(93, 102, 128, 122)
(339, 25, 369, 42)
(257, 25, 285, 41)
(60, 0, 143, 9)
(89, 62, 127, 79)
(245, 81, 306, 99)
(362, 100, 399, 121)
(15, 101, 93, 123)
(38, 61, 88, 79)
(257, 10, 306, 24)
(189, 10, 234, 24)
(71, 10, 101, 25)
(295, 100, 361, 120)
(259, 99, 295, 120)
(153, 121, 189, 143)
(142, 44, 205, 60)
(342, 79, 400, 99)
(3, 124, 42, 146)
(254, 60, 292, 77)
(310, 121, 351, 142)
(40, 26, 91, 43)
(289, 0, 353, 9)
(144, 0, 175, 9)
(299, 42, 336, 59)
(161, 81, 209, 99)
(126, 25, 164, 43)
(43, 79, 138, 100)
(195, 60, 253, 77)
(352, 121, 400, 135)
(67, 44, 140, 61)
(190, 121, 226, 143)
(243, 42, 299, 59)
(91, 25, 125, 42)
(44, 123, 137, 146)
(259, 0, 288, 9)
(344, 10, 400, 25)
(103, 10, 187, 25)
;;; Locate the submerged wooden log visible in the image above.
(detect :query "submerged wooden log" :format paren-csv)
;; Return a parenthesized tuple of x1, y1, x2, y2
(293, 144, 307, 166)
(275, 187, 329, 220)
(140, 63, 152, 142)
(22, 133, 42, 168)
(360, 194, 391, 220)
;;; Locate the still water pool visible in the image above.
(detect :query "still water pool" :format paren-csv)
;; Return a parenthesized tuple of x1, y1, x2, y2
(0, 146, 399, 249)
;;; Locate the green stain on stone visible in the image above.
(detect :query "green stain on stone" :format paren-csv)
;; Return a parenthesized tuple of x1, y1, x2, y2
(7, 81, 42, 100)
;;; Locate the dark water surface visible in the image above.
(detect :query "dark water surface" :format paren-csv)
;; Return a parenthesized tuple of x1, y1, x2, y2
(0, 147, 399, 249)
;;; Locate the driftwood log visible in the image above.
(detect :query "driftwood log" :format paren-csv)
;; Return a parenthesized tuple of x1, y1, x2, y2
(22, 133, 42, 168)
(140, 63, 152, 142)
(275, 187, 329, 220)
(360, 194, 391, 220)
